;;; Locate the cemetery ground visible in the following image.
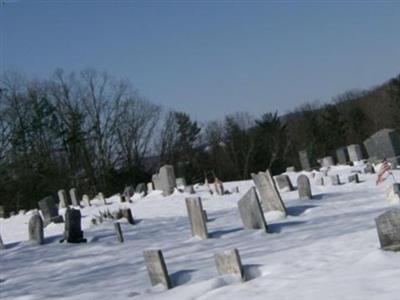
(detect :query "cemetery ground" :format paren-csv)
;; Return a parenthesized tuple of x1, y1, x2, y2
(1, 166, 400, 299)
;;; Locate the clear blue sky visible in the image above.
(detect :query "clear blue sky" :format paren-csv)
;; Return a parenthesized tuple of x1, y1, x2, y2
(1, 0, 400, 121)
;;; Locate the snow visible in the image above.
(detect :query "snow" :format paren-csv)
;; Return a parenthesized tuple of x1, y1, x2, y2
(1, 166, 400, 299)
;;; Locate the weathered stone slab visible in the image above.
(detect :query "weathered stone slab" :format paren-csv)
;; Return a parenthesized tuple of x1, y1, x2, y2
(386, 183, 400, 204)
(214, 179, 225, 195)
(376, 209, 400, 251)
(121, 208, 135, 225)
(114, 222, 124, 243)
(185, 197, 208, 239)
(297, 175, 312, 199)
(97, 192, 107, 205)
(184, 185, 195, 194)
(364, 163, 376, 174)
(274, 174, 294, 192)
(147, 182, 154, 192)
(58, 189, 69, 209)
(214, 248, 244, 280)
(62, 208, 86, 243)
(336, 147, 350, 165)
(28, 212, 44, 245)
(347, 144, 363, 162)
(82, 194, 91, 207)
(135, 183, 147, 194)
(69, 188, 80, 207)
(238, 187, 268, 232)
(321, 156, 335, 167)
(158, 165, 176, 196)
(299, 150, 313, 171)
(364, 129, 400, 167)
(143, 250, 172, 289)
(251, 170, 287, 215)
(152, 174, 162, 191)
(329, 175, 341, 185)
(286, 166, 295, 172)
(38, 196, 64, 226)
(348, 174, 360, 183)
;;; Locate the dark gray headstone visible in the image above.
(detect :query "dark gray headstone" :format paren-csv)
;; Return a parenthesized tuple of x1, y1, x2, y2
(121, 208, 135, 225)
(375, 209, 400, 251)
(251, 170, 287, 215)
(347, 144, 363, 162)
(364, 129, 400, 167)
(297, 175, 312, 199)
(38, 196, 64, 226)
(336, 147, 350, 165)
(143, 250, 172, 289)
(69, 188, 80, 207)
(238, 187, 268, 232)
(123, 186, 135, 198)
(58, 189, 69, 209)
(299, 150, 312, 171)
(135, 183, 147, 195)
(114, 222, 124, 243)
(28, 212, 44, 245)
(185, 197, 208, 239)
(0, 205, 6, 218)
(274, 174, 294, 192)
(214, 248, 244, 280)
(348, 174, 360, 183)
(62, 208, 86, 243)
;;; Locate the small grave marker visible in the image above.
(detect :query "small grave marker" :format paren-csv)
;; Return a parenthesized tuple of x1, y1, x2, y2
(143, 250, 172, 289)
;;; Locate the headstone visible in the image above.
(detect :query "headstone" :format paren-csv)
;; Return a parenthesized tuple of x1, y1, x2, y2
(386, 183, 400, 204)
(82, 194, 91, 207)
(121, 208, 135, 225)
(0, 205, 6, 218)
(286, 166, 295, 172)
(321, 156, 335, 167)
(214, 248, 244, 280)
(28, 212, 44, 245)
(143, 250, 172, 289)
(158, 165, 176, 196)
(69, 188, 80, 207)
(251, 169, 287, 215)
(364, 163, 376, 174)
(214, 179, 225, 195)
(315, 176, 324, 186)
(347, 144, 363, 162)
(135, 183, 147, 195)
(114, 222, 124, 243)
(336, 147, 350, 165)
(62, 208, 86, 243)
(147, 182, 154, 192)
(364, 129, 400, 167)
(185, 197, 208, 239)
(238, 187, 268, 232)
(38, 196, 64, 226)
(97, 192, 107, 205)
(299, 150, 312, 171)
(58, 189, 69, 209)
(274, 174, 294, 192)
(297, 175, 312, 199)
(176, 177, 187, 187)
(375, 209, 400, 251)
(184, 185, 195, 194)
(123, 185, 135, 198)
(348, 174, 360, 183)
(330, 175, 341, 185)
(152, 174, 162, 191)
(202, 209, 208, 222)
(0, 232, 4, 249)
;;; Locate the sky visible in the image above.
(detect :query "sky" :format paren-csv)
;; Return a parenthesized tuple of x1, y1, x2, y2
(1, 0, 400, 121)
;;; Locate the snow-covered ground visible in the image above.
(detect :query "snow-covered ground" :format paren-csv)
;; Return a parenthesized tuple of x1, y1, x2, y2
(1, 165, 400, 300)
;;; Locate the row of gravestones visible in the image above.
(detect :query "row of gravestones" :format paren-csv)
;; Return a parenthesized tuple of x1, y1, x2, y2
(57, 188, 106, 209)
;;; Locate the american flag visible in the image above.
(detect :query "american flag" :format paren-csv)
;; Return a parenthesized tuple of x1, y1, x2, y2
(376, 159, 392, 185)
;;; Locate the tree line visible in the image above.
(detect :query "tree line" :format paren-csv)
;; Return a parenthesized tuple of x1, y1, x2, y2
(1, 69, 399, 214)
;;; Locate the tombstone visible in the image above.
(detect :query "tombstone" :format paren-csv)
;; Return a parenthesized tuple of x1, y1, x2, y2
(329, 175, 341, 185)
(386, 183, 400, 204)
(158, 165, 176, 196)
(114, 222, 124, 243)
(0, 232, 4, 250)
(364, 129, 400, 167)
(97, 192, 107, 205)
(299, 150, 312, 171)
(69, 188, 80, 207)
(185, 197, 208, 239)
(121, 208, 135, 225)
(214, 179, 225, 195)
(347, 144, 363, 162)
(147, 182, 154, 192)
(321, 156, 335, 168)
(297, 175, 312, 199)
(135, 183, 147, 195)
(123, 185, 135, 199)
(274, 175, 294, 192)
(176, 177, 187, 187)
(38, 196, 64, 226)
(58, 189, 69, 209)
(62, 208, 86, 243)
(214, 248, 244, 280)
(28, 212, 44, 245)
(184, 185, 195, 194)
(364, 163, 376, 174)
(202, 209, 208, 222)
(336, 147, 350, 165)
(375, 209, 400, 251)
(286, 166, 295, 172)
(315, 176, 324, 186)
(348, 174, 360, 183)
(82, 194, 91, 207)
(152, 174, 162, 191)
(238, 187, 268, 232)
(251, 170, 287, 215)
(0, 205, 6, 218)
(143, 250, 172, 289)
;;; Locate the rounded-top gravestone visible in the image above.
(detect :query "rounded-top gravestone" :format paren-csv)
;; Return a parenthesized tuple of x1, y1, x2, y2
(29, 212, 44, 245)
(297, 175, 312, 199)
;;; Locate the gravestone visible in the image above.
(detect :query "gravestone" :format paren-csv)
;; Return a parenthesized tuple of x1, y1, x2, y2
(184, 185, 195, 194)
(347, 144, 363, 162)
(82, 194, 91, 207)
(114, 222, 124, 243)
(315, 176, 324, 186)
(176, 177, 187, 187)
(202, 209, 208, 222)
(214, 179, 225, 195)
(143, 250, 172, 289)
(62, 208, 86, 243)
(0, 232, 4, 249)
(299, 150, 312, 171)
(147, 182, 154, 192)
(375, 209, 400, 251)
(336, 147, 350, 165)
(28, 212, 44, 245)
(214, 248, 244, 281)
(297, 175, 312, 199)
(321, 156, 335, 167)
(152, 174, 162, 191)
(251, 169, 287, 215)
(364, 128, 400, 167)
(58, 189, 69, 209)
(364, 163, 376, 174)
(238, 187, 268, 232)
(135, 183, 147, 195)
(386, 183, 400, 204)
(185, 197, 208, 239)
(158, 165, 176, 196)
(121, 208, 135, 225)
(330, 175, 341, 185)
(123, 186, 135, 198)
(274, 174, 294, 192)
(0, 205, 5, 218)
(286, 166, 295, 172)
(348, 174, 360, 183)
(97, 192, 107, 205)
(38, 196, 64, 226)
(69, 188, 80, 207)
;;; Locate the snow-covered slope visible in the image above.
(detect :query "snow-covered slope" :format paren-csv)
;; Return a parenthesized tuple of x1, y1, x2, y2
(1, 166, 400, 300)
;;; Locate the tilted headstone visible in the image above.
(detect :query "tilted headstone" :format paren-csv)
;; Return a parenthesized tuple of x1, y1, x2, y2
(143, 250, 172, 289)
(62, 208, 86, 243)
(386, 183, 400, 204)
(297, 175, 312, 199)
(375, 209, 400, 251)
(251, 170, 287, 215)
(184, 185, 195, 194)
(159, 165, 176, 196)
(58, 189, 69, 209)
(321, 156, 335, 167)
(286, 166, 295, 172)
(175, 177, 187, 187)
(69, 188, 80, 207)
(336, 147, 350, 165)
(0, 232, 5, 249)
(299, 150, 312, 171)
(364, 129, 400, 167)
(123, 185, 135, 198)
(121, 208, 135, 225)
(82, 194, 91, 207)
(28, 212, 44, 245)
(214, 248, 244, 281)
(274, 174, 294, 192)
(348, 174, 360, 183)
(147, 182, 154, 192)
(114, 222, 124, 243)
(135, 183, 147, 195)
(38, 196, 64, 226)
(347, 144, 363, 162)
(330, 174, 341, 185)
(185, 197, 208, 239)
(238, 187, 268, 232)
